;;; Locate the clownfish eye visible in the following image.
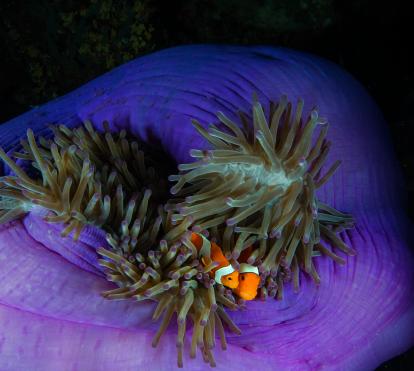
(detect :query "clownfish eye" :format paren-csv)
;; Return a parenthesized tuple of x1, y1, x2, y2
(228, 277, 232, 280)
(241, 276, 245, 281)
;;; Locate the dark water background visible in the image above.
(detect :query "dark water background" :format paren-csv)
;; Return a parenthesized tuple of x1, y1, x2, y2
(0, 1, 412, 369)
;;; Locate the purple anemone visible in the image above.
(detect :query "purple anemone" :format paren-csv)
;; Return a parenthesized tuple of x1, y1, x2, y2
(0, 45, 413, 370)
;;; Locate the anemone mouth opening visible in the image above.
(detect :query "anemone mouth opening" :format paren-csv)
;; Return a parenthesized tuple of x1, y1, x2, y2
(0, 93, 355, 368)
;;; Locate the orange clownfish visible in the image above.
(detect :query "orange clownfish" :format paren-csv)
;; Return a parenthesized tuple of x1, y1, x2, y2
(232, 245, 260, 301)
(190, 232, 239, 289)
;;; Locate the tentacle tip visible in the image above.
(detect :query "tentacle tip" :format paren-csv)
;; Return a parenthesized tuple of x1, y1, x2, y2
(311, 110, 319, 121)
(232, 251, 240, 259)
(298, 157, 307, 167)
(348, 249, 357, 256)
(226, 218, 236, 226)
(177, 317, 185, 325)
(191, 225, 202, 232)
(247, 257, 256, 265)
(270, 229, 282, 239)
(318, 117, 328, 126)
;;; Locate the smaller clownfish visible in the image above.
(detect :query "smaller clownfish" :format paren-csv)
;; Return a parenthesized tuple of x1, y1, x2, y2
(190, 232, 239, 289)
(232, 245, 260, 301)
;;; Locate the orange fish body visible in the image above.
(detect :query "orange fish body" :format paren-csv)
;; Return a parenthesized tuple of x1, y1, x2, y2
(190, 232, 239, 289)
(233, 245, 260, 301)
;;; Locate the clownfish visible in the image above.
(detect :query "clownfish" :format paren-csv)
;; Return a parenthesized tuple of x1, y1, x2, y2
(190, 232, 239, 289)
(232, 245, 260, 301)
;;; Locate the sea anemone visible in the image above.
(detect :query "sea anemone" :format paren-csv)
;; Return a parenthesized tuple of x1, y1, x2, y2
(0, 45, 413, 370)
(0, 94, 356, 367)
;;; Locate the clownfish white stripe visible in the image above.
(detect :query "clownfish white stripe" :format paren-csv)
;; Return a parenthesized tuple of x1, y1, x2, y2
(239, 263, 259, 275)
(214, 264, 236, 284)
